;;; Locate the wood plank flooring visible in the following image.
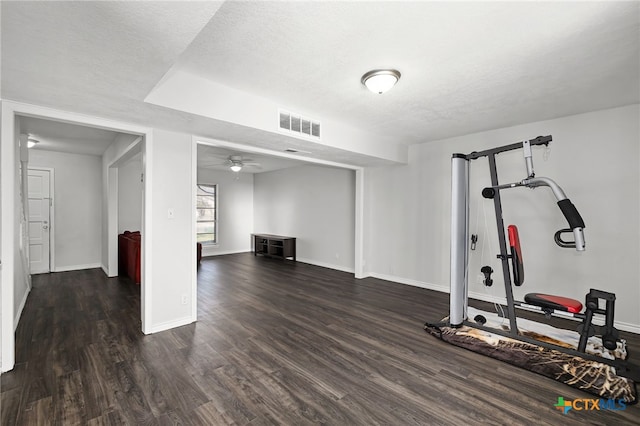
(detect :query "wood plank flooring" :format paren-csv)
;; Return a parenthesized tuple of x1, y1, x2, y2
(2, 253, 639, 425)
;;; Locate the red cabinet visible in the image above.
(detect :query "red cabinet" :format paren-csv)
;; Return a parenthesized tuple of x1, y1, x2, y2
(118, 231, 141, 284)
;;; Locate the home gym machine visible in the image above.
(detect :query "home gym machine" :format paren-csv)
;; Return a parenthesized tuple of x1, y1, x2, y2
(425, 135, 639, 402)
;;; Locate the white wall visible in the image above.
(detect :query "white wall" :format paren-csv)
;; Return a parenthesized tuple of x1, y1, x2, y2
(254, 165, 355, 272)
(29, 150, 102, 271)
(14, 118, 30, 329)
(197, 168, 254, 256)
(147, 70, 408, 164)
(1, 102, 18, 371)
(147, 129, 194, 330)
(118, 155, 142, 233)
(366, 104, 640, 331)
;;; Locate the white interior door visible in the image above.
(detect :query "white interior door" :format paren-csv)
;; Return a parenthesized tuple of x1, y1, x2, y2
(28, 169, 51, 274)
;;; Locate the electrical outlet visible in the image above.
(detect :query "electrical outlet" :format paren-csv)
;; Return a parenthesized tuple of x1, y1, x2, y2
(181, 294, 188, 305)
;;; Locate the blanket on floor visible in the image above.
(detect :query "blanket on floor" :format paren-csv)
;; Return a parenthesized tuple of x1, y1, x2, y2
(425, 308, 637, 403)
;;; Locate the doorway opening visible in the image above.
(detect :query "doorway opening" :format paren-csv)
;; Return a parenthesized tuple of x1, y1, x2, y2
(192, 137, 365, 323)
(1, 101, 152, 372)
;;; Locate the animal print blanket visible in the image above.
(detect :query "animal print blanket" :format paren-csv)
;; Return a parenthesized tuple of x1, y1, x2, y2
(425, 308, 637, 403)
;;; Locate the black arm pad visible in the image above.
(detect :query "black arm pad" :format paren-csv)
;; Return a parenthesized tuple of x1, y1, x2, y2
(557, 199, 585, 230)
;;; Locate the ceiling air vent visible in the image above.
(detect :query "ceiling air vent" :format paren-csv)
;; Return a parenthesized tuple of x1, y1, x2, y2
(278, 109, 321, 140)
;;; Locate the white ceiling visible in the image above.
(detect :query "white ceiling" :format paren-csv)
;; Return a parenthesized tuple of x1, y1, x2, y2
(2, 1, 638, 165)
(19, 116, 122, 156)
(197, 144, 307, 174)
(178, 1, 639, 145)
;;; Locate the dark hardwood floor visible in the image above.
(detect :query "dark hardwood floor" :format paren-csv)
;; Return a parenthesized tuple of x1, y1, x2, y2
(2, 253, 639, 425)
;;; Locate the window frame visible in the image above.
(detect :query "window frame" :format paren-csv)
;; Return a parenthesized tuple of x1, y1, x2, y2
(196, 183, 218, 246)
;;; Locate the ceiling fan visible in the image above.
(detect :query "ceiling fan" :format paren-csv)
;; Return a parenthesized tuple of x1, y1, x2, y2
(224, 155, 261, 172)
(197, 146, 263, 172)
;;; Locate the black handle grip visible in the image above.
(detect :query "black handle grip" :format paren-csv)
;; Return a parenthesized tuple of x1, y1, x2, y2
(554, 229, 576, 248)
(557, 199, 585, 230)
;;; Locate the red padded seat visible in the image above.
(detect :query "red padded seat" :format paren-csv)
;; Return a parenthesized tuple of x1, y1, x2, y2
(524, 293, 583, 314)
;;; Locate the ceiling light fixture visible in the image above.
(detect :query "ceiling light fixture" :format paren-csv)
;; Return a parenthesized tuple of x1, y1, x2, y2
(361, 69, 401, 94)
(27, 138, 39, 148)
(230, 164, 242, 172)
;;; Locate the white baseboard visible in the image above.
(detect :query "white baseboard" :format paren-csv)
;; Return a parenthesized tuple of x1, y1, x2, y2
(296, 257, 355, 274)
(368, 272, 449, 293)
(204, 252, 355, 275)
(148, 316, 194, 334)
(367, 273, 640, 335)
(202, 248, 251, 257)
(14, 286, 30, 331)
(468, 290, 507, 306)
(614, 321, 640, 334)
(53, 263, 102, 273)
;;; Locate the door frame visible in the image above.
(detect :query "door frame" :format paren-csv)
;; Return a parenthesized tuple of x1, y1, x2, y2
(1, 100, 153, 372)
(105, 137, 143, 280)
(27, 167, 55, 273)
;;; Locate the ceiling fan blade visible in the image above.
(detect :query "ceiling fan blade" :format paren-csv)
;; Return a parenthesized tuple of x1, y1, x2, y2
(198, 159, 230, 166)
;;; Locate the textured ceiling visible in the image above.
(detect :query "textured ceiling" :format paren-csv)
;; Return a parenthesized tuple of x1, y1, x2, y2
(177, 1, 639, 145)
(2, 1, 638, 166)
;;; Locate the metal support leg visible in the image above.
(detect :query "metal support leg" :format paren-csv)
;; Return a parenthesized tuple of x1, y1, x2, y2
(577, 306, 594, 353)
(487, 154, 519, 336)
(578, 289, 618, 352)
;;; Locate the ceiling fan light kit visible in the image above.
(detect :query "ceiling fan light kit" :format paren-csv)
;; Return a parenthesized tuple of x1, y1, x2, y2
(226, 154, 261, 172)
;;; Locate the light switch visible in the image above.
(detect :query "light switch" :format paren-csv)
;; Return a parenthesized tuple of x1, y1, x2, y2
(168, 208, 175, 219)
